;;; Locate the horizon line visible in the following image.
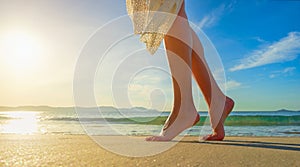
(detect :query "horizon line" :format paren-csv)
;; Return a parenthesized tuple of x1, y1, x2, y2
(0, 105, 299, 112)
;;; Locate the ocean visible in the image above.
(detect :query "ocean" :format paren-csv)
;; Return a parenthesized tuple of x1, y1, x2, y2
(0, 107, 300, 137)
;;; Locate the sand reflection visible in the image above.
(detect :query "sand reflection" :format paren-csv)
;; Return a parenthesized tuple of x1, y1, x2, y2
(1, 111, 39, 134)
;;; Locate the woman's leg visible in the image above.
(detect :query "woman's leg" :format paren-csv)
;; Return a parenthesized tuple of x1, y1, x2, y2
(146, 1, 235, 141)
(146, 2, 199, 141)
(190, 27, 235, 140)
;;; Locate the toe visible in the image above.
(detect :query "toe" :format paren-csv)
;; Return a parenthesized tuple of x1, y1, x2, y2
(145, 136, 155, 141)
(202, 134, 224, 141)
(145, 136, 171, 142)
(202, 134, 213, 140)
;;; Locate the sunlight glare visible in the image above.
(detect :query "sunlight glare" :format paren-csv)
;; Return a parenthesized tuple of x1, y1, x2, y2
(0, 31, 42, 74)
(0, 111, 39, 134)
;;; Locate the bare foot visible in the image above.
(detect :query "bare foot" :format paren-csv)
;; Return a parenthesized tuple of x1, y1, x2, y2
(202, 97, 235, 141)
(146, 107, 200, 141)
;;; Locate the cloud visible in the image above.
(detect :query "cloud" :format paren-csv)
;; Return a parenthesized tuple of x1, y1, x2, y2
(198, 1, 236, 29)
(269, 67, 296, 78)
(128, 73, 171, 100)
(131, 74, 163, 85)
(127, 75, 173, 110)
(282, 67, 296, 73)
(230, 32, 300, 72)
(252, 36, 267, 43)
(225, 80, 242, 90)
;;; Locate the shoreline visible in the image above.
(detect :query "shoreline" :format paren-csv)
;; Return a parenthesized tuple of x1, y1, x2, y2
(2, 133, 300, 137)
(1, 134, 300, 166)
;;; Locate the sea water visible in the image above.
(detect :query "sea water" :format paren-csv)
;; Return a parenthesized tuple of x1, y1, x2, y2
(0, 108, 299, 137)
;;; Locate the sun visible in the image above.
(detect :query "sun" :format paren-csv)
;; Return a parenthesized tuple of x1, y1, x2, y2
(0, 31, 42, 75)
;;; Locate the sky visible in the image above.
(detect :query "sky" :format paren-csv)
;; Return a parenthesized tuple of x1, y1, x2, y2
(0, 0, 299, 111)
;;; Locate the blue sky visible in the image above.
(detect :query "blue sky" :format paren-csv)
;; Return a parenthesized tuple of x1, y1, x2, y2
(0, 0, 299, 111)
(185, 0, 300, 111)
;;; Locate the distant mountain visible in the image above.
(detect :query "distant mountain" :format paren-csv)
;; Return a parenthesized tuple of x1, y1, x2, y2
(0, 106, 117, 112)
(1, 106, 298, 112)
(276, 109, 300, 112)
(0, 106, 151, 112)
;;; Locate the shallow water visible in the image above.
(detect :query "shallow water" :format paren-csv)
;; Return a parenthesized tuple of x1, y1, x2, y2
(0, 109, 299, 136)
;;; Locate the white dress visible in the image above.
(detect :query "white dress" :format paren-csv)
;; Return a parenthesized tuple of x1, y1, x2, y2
(126, 0, 184, 55)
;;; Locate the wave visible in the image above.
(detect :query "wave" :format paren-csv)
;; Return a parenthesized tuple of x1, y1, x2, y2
(224, 115, 300, 126)
(1, 110, 300, 126)
(39, 115, 300, 126)
(127, 115, 300, 126)
(44, 117, 104, 122)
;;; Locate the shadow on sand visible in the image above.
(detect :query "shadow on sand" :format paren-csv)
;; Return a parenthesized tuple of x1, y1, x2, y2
(179, 138, 300, 152)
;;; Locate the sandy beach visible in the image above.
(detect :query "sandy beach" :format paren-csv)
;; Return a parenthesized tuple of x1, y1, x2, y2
(0, 135, 299, 166)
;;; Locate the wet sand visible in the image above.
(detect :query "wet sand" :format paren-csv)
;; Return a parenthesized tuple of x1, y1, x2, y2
(1, 134, 299, 166)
